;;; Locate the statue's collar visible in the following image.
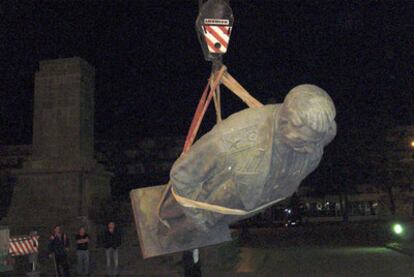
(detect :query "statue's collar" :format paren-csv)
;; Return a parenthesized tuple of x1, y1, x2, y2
(272, 106, 290, 154)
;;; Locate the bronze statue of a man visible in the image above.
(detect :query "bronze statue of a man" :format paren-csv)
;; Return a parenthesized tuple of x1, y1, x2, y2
(160, 84, 336, 235)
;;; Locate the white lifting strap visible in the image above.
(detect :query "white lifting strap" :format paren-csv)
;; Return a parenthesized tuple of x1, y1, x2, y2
(171, 186, 285, 216)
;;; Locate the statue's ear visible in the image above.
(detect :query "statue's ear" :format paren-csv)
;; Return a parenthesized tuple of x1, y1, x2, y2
(323, 121, 337, 146)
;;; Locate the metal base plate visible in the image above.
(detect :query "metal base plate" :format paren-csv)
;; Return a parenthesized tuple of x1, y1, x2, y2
(130, 185, 231, 258)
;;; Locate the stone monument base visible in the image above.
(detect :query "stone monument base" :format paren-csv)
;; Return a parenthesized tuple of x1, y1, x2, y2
(130, 185, 231, 258)
(2, 161, 111, 248)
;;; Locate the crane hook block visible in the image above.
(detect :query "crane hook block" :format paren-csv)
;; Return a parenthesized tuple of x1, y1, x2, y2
(196, 0, 234, 62)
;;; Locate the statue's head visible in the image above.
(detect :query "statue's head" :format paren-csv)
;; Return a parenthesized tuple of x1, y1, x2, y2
(278, 84, 336, 153)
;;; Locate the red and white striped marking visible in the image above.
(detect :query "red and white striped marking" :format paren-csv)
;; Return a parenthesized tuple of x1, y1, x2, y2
(203, 24, 232, 54)
(9, 235, 39, 256)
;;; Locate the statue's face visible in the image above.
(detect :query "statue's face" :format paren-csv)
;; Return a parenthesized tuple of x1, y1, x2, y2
(278, 108, 326, 154)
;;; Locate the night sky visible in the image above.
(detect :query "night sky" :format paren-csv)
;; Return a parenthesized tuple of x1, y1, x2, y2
(1, 1, 413, 145)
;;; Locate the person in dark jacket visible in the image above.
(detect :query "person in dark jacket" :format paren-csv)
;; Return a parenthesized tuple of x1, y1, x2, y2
(48, 225, 70, 277)
(75, 227, 90, 276)
(103, 222, 121, 276)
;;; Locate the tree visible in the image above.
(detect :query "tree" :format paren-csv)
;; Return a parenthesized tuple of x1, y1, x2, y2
(371, 127, 414, 217)
(306, 127, 377, 222)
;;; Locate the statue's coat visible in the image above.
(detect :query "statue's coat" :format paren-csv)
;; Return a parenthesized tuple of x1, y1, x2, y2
(170, 104, 323, 228)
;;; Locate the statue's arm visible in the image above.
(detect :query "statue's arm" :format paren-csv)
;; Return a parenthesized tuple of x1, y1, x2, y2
(170, 131, 225, 198)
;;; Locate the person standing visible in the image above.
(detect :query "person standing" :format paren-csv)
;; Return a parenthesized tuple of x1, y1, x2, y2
(103, 222, 121, 276)
(48, 225, 70, 277)
(75, 227, 90, 276)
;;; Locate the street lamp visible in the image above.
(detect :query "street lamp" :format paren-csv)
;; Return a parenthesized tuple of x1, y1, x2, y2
(410, 140, 414, 148)
(393, 223, 404, 235)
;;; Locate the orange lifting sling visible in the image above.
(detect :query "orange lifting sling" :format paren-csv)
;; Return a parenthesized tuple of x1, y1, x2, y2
(157, 65, 269, 228)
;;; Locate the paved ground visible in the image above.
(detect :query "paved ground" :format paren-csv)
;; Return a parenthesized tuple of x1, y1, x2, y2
(39, 245, 413, 276)
(13, 224, 414, 276)
(221, 246, 414, 277)
(15, 245, 414, 276)
(12, 245, 414, 276)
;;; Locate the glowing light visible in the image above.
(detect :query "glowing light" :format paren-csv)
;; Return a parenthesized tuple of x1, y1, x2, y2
(411, 140, 414, 148)
(393, 223, 404, 235)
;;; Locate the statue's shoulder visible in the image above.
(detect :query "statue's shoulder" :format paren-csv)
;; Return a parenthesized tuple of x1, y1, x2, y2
(213, 104, 279, 135)
(208, 104, 279, 152)
(185, 104, 279, 158)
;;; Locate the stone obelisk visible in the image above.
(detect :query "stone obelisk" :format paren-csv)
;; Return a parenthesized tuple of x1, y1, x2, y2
(3, 57, 111, 236)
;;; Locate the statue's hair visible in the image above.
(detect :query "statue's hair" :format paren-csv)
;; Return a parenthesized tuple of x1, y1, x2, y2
(284, 84, 336, 134)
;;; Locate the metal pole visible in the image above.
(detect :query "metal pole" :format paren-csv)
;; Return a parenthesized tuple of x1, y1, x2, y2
(28, 231, 39, 275)
(198, 0, 204, 13)
(183, 1, 231, 275)
(183, 249, 201, 277)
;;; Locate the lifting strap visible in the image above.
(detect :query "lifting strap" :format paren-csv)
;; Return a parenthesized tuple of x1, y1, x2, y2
(157, 65, 272, 228)
(171, 186, 284, 216)
(212, 73, 222, 123)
